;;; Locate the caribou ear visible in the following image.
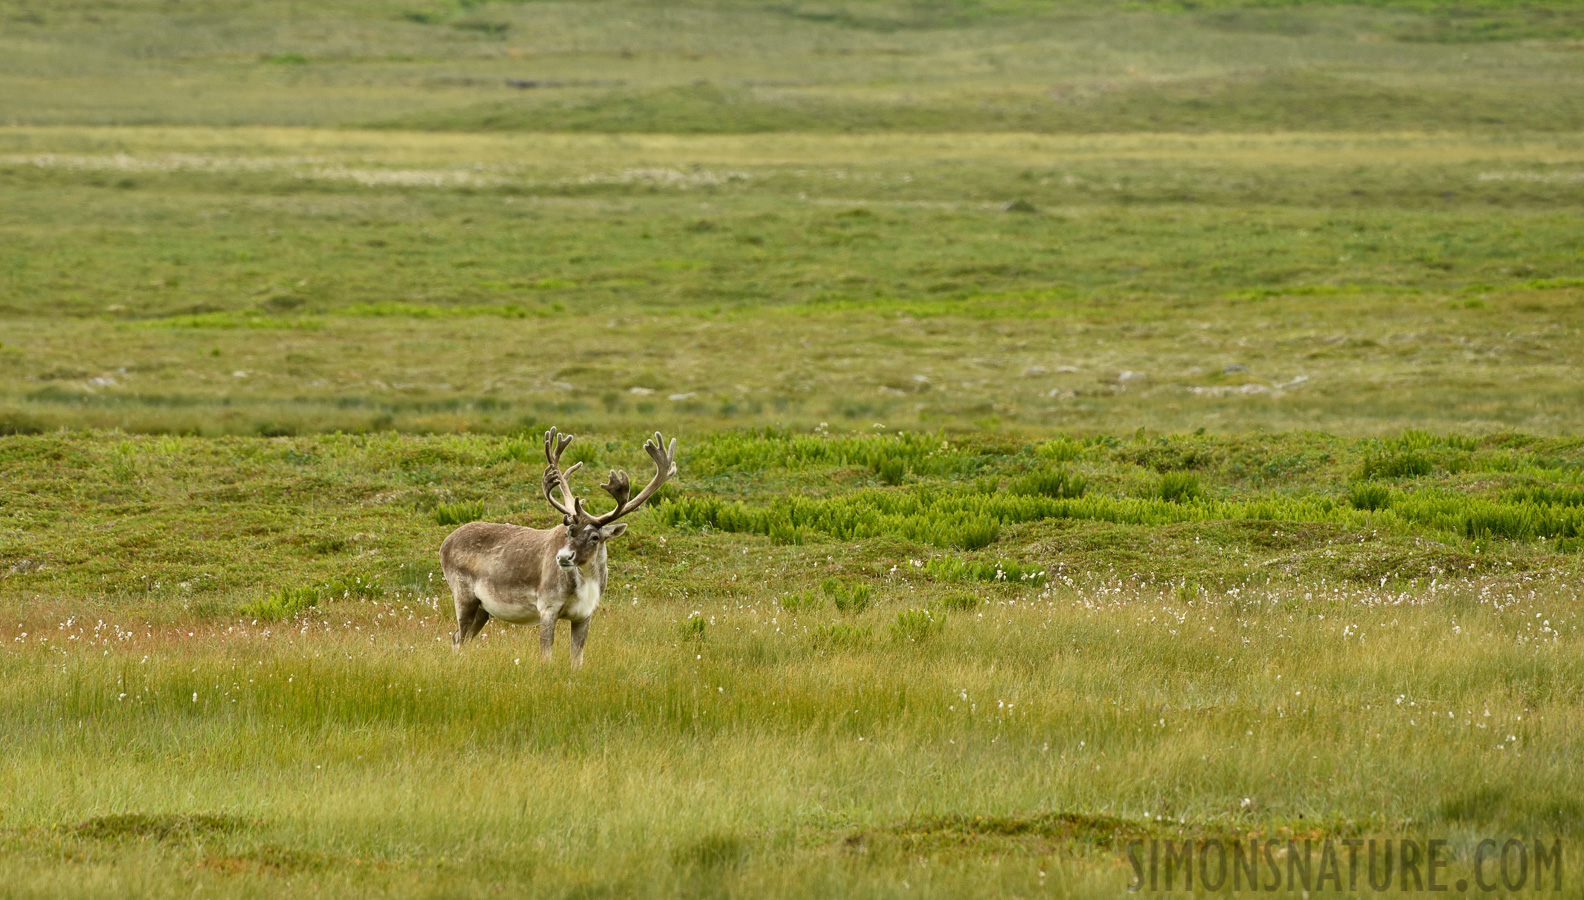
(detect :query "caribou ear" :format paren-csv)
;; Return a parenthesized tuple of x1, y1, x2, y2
(601, 522, 628, 540)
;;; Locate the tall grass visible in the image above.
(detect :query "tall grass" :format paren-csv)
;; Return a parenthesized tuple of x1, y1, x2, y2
(5, 578, 1583, 898)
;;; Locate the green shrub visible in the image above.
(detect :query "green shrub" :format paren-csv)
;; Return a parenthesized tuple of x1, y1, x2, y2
(326, 573, 385, 601)
(938, 592, 981, 611)
(434, 500, 486, 526)
(892, 607, 944, 643)
(679, 617, 707, 641)
(1158, 472, 1203, 503)
(1036, 438, 1082, 462)
(924, 558, 1045, 585)
(1509, 485, 1584, 507)
(660, 476, 1465, 548)
(1465, 507, 1536, 541)
(778, 591, 824, 613)
(1461, 502, 1583, 541)
(811, 623, 872, 651)
(689, 429, 978, 479)
(1384, 429, 1440, 452)
(955, 517, 1001, 550)
(492, 439, 537, 464)
(239, 585, 319, 620)
(767, 517, 804, 545)
(1360, 451, 1434, 480)
(873, 457, 908, 485)
(1348, 483, 1393, 511)
(1010, 468, 1087, 499)
(564, 442, 601, 468)
(824, 579, 873, 614)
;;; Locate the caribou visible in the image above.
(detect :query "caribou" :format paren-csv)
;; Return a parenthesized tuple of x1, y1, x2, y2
(439, 427, 677, 668)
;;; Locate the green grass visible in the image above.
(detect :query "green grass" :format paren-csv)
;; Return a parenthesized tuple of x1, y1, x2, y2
(2, 430, 1583, 898)
(2, 450, 1582, 896)
(0, 2, 1583, 440)
(3, 126, 1584, 437)
(4, 0, 1584, 896)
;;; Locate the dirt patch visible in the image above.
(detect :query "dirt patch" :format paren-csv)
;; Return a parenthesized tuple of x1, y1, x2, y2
(845, 811, 1140, 860)
(72, 812, 252, 843)
(200, 845, 342, 875)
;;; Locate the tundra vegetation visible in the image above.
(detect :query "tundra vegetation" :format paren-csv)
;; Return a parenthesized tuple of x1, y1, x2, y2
(2, 0, 1583, 897)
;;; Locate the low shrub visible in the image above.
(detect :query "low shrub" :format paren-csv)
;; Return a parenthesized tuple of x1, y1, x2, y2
(1036, 438, 1083, 462)
(873, 457, 907, 485)
(778, 591, 824, 613)
(1348, 483, 1393, 511)
(688, 429, 979, 479)
(924, 558, 1045, 585)
(1010, 468, 1087, 499)
(938, 592, 981, 611)
(824, 579, 873, 614)
(811, 623, 872, 651)
(326, 573, 385, 601)
(679, 616, 707, 641)
(492, 439, 537, 464)
(1158, 472, 1203, 503)
(892, 608, 945, 643)
(434, 500, 486, 526)
(767, 517, 804, 545)
(1360, 451, 1434, 480)
(240, 585, 319, 620)
(956, 517, 1001, 550)
(1509, 485, 1584, 507)
(1462, 502, 1584, 541)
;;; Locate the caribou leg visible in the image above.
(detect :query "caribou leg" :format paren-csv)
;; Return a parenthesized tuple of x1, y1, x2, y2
(539, 612, 559, 661)
(569, 617, 591, 670)
(464, 605, 490, 644)
(451, 581, 484, 651)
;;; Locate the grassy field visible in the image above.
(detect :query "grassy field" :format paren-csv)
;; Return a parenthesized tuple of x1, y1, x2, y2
(3, 127, 1582, 437)
(2, 429, 1583, 897)
(4, 0, 1584, 897)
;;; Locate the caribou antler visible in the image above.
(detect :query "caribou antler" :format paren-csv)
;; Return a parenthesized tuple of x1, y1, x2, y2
(540, 427, 584, 523)
(599, 469, 632, 509)
(592, 432, 677, 526)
